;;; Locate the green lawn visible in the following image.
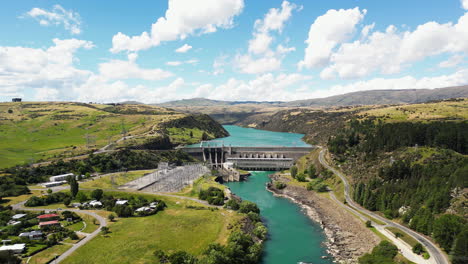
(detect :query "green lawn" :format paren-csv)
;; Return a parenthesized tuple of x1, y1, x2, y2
(65, 221, 85, 232)
(79, 213, 100, 233)
(80, 170, 155, 189)
(1, 190, 44, 206)
(62, 207, 236, 264)
(28, 243, 73, 264)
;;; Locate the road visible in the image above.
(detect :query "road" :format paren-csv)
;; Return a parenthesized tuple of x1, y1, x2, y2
(13, 201, 107, 264)
(318, 147, 449, 264)
(15, 184, 218, 263)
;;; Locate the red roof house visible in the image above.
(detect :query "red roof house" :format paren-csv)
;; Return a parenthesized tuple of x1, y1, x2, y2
(38, 220, 60, 228)
(37, 213, 59, 221)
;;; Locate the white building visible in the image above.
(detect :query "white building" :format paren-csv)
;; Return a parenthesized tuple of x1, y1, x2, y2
(115, 200, 128, 205)
(49, 173, 74, 182)
(19, 231, 43, 240)
(43, 181, 67, 188)
(11, 214, 26, 220)
(0, 243, 25, 253)
(89, 200, 102, 207)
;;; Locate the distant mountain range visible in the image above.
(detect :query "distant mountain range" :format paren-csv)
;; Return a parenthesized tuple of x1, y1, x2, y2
(156, 98, 283, 107)
(156, 85, 468, 108)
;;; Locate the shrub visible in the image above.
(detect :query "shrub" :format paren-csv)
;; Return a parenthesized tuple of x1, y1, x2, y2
(253, 223, 267, 240)
(315, 183, 328, 192)
(412, 243, 424, 254)
(296, 173, 307, 182)
(290, 166, 298, 178)
(365, 220, 372, 228)
(91, 189, 104, 200)
(274, 181, 286, 189)
(247, 212, 261, 223)
(239, 201, 260, 214)
(224, 199, 240, 210)
(108, 214, 115, 222)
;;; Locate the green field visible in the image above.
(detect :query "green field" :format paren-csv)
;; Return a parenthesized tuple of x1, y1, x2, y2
(80, 170, 155, 189)
(62, 206, 239, 264)
(28, 243, 73, 264)
(360, 98, 468, 122)
(0, 102, 184, 168)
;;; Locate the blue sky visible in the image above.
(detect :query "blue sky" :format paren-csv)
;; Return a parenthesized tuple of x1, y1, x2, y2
(0, 0, 467, 103)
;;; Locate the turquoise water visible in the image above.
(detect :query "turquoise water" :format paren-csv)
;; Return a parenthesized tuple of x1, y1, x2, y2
(226, 171, 332, 264)
(201, 125, 331, 264)
(188, 125, 311, 147)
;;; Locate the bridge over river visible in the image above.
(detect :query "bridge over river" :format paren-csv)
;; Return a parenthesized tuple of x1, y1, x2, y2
(181, 142, 315, 171)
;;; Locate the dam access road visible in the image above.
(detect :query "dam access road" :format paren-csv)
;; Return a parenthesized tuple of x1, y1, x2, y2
(318, 147, 449, 264)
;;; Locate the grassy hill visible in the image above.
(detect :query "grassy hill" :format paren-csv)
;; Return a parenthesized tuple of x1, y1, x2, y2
(0, 102, 226, 168)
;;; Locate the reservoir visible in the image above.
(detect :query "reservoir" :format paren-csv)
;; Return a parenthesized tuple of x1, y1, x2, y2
(207, 125, 332, 264)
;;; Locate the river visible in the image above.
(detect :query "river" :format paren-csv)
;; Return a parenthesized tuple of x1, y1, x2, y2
(206, 125, 332, 264)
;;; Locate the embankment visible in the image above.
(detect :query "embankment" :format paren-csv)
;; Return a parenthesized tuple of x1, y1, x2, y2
(267, 173, 380, 263)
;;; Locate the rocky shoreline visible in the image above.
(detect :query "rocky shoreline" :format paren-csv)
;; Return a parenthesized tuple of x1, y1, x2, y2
(267, 173, 380, 263)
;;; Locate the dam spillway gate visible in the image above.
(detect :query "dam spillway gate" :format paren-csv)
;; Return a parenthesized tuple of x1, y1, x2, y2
(181, 144, 315, 171)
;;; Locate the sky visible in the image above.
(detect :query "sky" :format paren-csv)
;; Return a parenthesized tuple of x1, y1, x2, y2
(0, 0, 467, 103)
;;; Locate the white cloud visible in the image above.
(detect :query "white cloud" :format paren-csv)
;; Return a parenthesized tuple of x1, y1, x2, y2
(34, 88, 60, 101)
(98, 54, 173, 81)
(298, 7, 366, 69)
(439, 54, 465, 68)
(175, 44, 192, 53)
(235, 1, 298, 74)
(311, 69, 468, 99)
(212, 55, 228, 75)
(166, 59, 198, 66)
(322, 12, 468, 79)
(248, 1, 297, 54)
(0, 38, 94, 99)
(462, 0, 468, 10)
(166, 61, 183, 66)
(235, 54, 282, 74)
(200, 73, 312, 101)
(110, 0, 244, 53)
(25, 5, 82, 34)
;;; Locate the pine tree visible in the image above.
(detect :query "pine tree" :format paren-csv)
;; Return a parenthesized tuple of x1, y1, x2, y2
(69, 175, 79, 197)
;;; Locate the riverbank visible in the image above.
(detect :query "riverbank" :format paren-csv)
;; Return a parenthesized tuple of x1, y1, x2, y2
(267, 173, 380, 263)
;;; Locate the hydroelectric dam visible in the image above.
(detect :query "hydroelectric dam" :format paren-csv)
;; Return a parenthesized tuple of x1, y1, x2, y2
(181, 142, 315, 171)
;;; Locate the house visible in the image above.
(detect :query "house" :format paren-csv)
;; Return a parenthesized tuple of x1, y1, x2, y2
(39, 220, 60, 229)
(43, 181, 67, 188)
(115, 200, 128, 205)
(37, 213, 59, 221)
(89, 200, 102, 207)
(135, 206, 152, 212)
(71, 203, 82, 208)
(49, 173, 74, 182)
(11, 214, 27, 220)
(11, 98, 22, 102)
(149, 202, 159, 209)
(19, 231, 43, 240)
(7, 221, 21, 226)
(0, 243, 25, 253)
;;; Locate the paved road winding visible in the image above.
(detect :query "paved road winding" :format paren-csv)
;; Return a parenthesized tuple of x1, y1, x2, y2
(318, 147, 449, 264)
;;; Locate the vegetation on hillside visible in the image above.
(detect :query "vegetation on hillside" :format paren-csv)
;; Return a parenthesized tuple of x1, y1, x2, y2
(326, 114, 467, 259)
(0, 102, 227, 168)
